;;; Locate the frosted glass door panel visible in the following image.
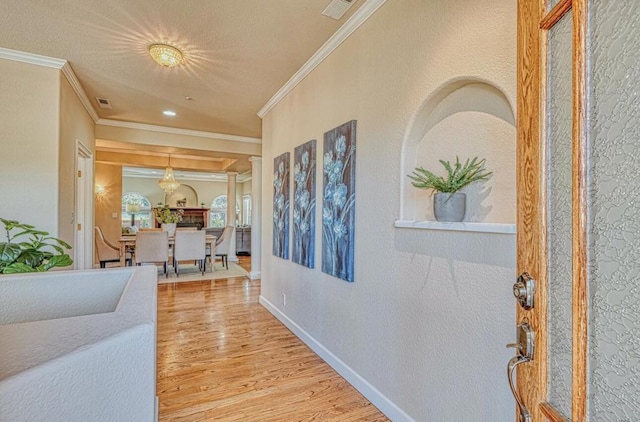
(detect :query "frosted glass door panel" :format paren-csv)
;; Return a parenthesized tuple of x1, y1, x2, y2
(546, 10, 573, 417)
(589, 1, 640, 419)
(547, 0, 562, 10)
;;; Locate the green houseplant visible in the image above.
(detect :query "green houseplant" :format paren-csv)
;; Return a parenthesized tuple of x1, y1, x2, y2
(152, 206, 184, 224)
(152, 206, 184, 236)
(0, 218, 73, 274)
(408, 156, 492, 222)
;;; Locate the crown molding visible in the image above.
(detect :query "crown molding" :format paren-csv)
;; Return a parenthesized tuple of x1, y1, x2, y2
(257, 0, 387, 118)
(97, 119, 262, 144)
(61, 62, 100, 122)
(0, 47, 100, 122)
(0, 47, 66, 69)
(122, 166, 253, 183)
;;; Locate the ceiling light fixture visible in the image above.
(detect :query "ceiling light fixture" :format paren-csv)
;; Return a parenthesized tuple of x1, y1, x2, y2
(163, 110, 176, 116)
(148, 44, 183, 68)
(158, 154, 181, 194)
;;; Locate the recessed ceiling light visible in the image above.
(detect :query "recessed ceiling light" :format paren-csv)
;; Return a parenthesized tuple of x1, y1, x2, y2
(163, 110, 176, 116)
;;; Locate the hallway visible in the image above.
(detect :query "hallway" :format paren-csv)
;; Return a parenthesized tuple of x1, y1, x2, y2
(156, 261, 388, 421)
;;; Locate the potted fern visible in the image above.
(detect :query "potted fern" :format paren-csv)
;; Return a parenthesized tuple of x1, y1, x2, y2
(408, 156, 492, 222)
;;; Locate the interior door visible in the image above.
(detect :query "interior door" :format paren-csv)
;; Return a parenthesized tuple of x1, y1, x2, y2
(75, 141, 94, 270)
(514, 0, 588, 420)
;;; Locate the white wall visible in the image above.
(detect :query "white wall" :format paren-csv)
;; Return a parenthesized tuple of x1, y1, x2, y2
(0, 59, 95, 250)
(58, 73, 96, 247)
(0, 60, 59, 238)
(123, 177, 226, 208)
(123, 177, 245, 208)
(122, 177, 251, 208)
(241, 180, 251, 197)
(260, 0, 516, 420)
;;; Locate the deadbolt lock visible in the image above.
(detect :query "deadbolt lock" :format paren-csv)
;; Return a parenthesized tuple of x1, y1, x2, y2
(513, 272, 535, 310)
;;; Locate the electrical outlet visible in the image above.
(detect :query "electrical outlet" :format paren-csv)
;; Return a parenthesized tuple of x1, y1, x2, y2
(282, 293, 286, 307)
(112, 212, 118, 219)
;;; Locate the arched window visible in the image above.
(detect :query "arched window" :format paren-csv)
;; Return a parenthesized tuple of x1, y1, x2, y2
(209, 195, 240, 227)
(122, 192, 152, 228)
(242, 194, 252, 226)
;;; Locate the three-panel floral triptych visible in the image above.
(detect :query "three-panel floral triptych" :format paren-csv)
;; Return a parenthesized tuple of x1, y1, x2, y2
(272, 120, 356, 282)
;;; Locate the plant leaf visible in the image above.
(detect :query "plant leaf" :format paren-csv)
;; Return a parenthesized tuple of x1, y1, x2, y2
(16, 250, 45, 267)
(0, 218, 73, 274)
(407, 156, 492, 194)
(2, 262, 38, 274)
(42, 254, 73, 270)
(50, 238, 72, 249)
(0, 243, 22, 264)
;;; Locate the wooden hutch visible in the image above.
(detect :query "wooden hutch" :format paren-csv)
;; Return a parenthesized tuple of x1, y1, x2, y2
(153, 208, 209, 230)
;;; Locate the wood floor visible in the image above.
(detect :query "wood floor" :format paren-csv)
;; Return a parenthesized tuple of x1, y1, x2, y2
(157, 257, 389, 421)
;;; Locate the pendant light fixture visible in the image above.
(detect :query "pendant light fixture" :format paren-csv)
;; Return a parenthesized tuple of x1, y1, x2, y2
(158, 153, 181, 194)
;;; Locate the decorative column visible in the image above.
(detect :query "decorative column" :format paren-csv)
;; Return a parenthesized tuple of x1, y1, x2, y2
(226, 171, 238, 262)
(249, 157, 262, 279)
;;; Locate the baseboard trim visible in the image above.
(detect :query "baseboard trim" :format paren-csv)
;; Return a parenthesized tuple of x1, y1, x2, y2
(259, 295, 414, 422)
(249, 271, 261, 280)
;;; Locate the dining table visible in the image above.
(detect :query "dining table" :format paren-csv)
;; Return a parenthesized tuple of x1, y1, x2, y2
(117, 234, 217, 267)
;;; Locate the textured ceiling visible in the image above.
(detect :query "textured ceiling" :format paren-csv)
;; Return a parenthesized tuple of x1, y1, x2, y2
(0, 0, 362, 138)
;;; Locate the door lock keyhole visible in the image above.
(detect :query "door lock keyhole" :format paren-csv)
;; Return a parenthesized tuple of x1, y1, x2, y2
(513, 272, 535, 310)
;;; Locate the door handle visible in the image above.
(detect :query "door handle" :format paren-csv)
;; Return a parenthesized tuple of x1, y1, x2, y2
(508, 356, 532, 422)
(506, 322, 534, 422)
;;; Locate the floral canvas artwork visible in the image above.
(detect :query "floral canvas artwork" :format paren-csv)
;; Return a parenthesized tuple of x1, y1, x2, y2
(292, 140, 317, 268)
(273, 152, 290, 259)
(322, 120, 356, 282)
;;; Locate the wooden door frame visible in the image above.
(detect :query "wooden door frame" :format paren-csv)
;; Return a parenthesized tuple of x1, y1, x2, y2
(516, 0, 588, 420)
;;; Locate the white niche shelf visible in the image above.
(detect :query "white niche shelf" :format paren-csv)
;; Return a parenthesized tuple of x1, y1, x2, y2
(399, 79, 517, 234)
(394, 219, 516, 234)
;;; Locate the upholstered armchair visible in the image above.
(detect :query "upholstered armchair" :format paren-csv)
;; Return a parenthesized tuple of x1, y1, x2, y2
(95, 226, 132, 268)
(214, 225, 234, 270)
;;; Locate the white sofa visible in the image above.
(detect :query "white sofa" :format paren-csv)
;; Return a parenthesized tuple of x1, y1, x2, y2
(0, 266, 157, 422)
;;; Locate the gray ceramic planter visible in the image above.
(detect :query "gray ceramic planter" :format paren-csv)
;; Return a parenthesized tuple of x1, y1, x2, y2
(433, 192, 466, 222)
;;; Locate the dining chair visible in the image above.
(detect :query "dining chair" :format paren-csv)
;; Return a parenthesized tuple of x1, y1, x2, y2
(134, 231, 170, 277)
(94, 226, 132, 268)
(173, 230, 206, 276)
(212, 225, 234, 270)
(139, 227, 162, 231)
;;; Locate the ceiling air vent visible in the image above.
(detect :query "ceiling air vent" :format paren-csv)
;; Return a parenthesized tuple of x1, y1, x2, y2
(322, 0, 357, 20)
(95, 97, 112, 109)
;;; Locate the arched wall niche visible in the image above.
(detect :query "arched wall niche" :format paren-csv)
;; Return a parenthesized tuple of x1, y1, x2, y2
(165, 184, 199, 207)
(400, 78, 516, 224)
